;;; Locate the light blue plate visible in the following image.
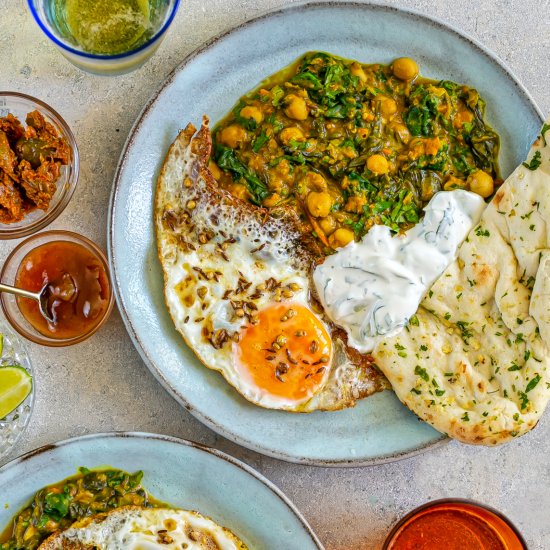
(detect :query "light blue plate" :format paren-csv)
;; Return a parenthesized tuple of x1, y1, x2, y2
(108, 2, 543, 466)
(0, 433, 322, 549)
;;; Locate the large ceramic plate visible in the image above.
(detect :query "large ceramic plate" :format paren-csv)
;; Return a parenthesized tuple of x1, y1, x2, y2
(0, 433, 322, 549)
(108, 2, 543, 465)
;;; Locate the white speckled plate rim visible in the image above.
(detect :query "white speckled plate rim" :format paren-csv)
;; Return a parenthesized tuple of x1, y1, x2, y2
(107, 1, 543, 467)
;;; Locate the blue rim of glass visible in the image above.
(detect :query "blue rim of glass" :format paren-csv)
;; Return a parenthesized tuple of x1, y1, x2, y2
(26, 0, 181, 60)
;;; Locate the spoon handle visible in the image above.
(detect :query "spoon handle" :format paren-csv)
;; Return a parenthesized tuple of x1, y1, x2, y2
(0, 282, 40, 301)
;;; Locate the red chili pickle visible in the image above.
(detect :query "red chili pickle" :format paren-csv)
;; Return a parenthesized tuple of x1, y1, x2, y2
(15, 240, 110, 339)
(384, 500, 527, 550)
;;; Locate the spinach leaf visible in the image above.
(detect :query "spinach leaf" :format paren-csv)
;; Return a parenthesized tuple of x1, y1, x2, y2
(348, 171, 378, 194)
(252, 129, 269, 152)
(270, 85, 285, 107)
(291, 52, 356, 119)
(403, 86, 441, 137)
(214, 144, 269, 205)
(463, 104, 499, 174)
(291, 70, 322, 90)
(44, 492, 70, 518)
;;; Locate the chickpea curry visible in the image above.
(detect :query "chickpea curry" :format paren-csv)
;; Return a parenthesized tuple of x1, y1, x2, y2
(212, 52, 501, 251)
(0, 468, 161, 550)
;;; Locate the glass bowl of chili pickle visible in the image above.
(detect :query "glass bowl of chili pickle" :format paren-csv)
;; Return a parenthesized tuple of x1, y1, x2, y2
(0, 92, 79, 240)
(383, 499, 527, 550)
(0, 230, 113, 346)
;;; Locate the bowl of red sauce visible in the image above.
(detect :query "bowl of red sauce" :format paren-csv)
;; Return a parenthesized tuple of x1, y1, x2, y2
(383, 499, 527, 550)
(0, 230, 113, 346)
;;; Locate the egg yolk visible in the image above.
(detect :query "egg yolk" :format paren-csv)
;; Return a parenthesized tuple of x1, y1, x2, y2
(235, 303, 332, 403)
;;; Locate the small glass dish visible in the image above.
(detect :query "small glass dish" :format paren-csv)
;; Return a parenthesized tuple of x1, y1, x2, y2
(27, 0, 181, 75)
(0, 230, 114, 347)
(383, 498, 527, 549)
(0, 319, 34, 462)
(0, 92, 79, 240)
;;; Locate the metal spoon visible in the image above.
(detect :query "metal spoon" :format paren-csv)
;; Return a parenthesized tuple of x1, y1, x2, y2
(0, 282, 55, 323)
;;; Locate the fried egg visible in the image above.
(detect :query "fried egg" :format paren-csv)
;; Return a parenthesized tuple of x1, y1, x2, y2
(38, 506, 247, 550)
(155, 120, 387, 411)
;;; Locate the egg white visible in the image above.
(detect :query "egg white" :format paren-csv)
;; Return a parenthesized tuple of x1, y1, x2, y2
(162, 200, 330, 408)
(155, 122, 388, 412)
(39, 507, 246, 550)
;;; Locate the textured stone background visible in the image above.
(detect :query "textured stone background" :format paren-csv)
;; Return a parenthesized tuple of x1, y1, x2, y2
(0, 1, 549, 548)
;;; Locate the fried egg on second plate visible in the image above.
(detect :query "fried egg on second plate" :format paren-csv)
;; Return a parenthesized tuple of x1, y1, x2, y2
(38, 506, 246, 549)
(155, 120, 387, 411)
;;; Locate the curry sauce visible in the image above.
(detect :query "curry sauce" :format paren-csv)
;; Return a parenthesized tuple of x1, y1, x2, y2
(0, 468, 164, 550)
(212, 52, 501, 251)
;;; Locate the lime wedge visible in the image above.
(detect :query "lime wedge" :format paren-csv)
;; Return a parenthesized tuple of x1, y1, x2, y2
(0, 366, 32, 419)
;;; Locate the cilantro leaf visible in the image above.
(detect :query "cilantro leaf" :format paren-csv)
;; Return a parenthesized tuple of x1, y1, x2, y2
(526, 374, 541, 393)
(522, 150, 542, 171)
(541, 123, 550, 146)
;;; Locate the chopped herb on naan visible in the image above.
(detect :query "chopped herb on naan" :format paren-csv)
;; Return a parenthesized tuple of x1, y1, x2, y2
(373, 121, 550, 445)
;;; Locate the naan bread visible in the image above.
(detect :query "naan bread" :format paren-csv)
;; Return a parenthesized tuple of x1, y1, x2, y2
(373, 122, 550, 444)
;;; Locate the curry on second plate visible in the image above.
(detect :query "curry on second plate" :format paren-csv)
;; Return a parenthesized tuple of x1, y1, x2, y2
(0, 467, 247, 550)
(212, 51, 500, 251)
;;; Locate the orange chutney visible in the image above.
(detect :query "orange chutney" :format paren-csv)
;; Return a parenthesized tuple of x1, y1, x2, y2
(15, 240, 110, 339)
(384, 501, 526, 550)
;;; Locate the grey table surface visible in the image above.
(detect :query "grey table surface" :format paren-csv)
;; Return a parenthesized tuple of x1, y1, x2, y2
(1, 0, 549, 548)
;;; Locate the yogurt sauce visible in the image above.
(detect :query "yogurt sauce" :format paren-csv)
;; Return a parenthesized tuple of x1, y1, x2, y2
(313, 190, 486, 353)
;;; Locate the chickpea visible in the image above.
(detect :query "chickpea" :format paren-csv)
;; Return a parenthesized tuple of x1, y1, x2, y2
(467, 170, 494, 198)
(366, 154, 389, 175)
(378, 96, 398, 117)
(392, 57, 420, 81)
(350, 62, 368, 83)
(279, 127, 305, 145)
(329, 227, 355, 248)
(307, 191, 332, 218)
(240, 105, 263, 125)
(219, 125, 247, 148)
(284, 94, 309, 121)
(263, 193, 281, 207)
(319, 216, 337, 235)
